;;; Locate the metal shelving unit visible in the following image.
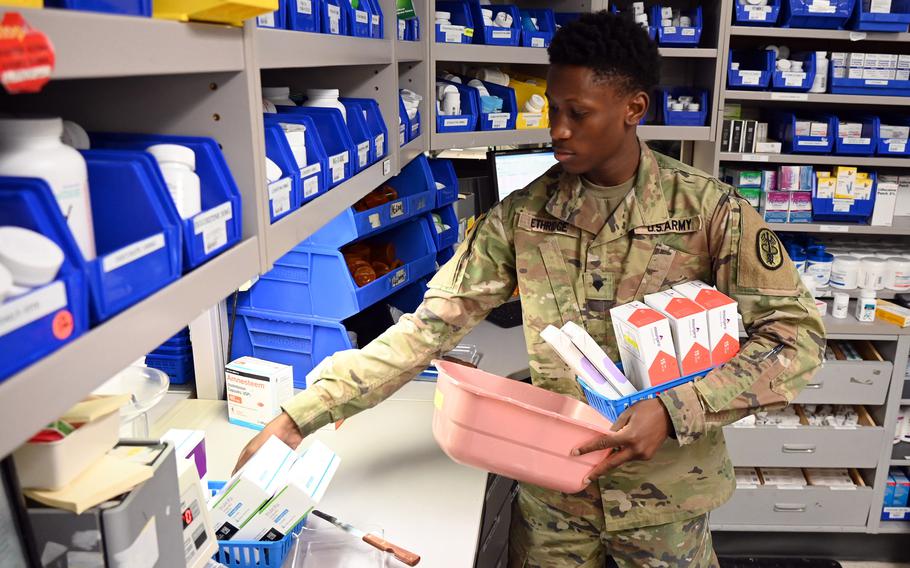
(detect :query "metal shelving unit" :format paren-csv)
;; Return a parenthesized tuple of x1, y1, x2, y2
(729, 25, 910, 42)
(767, 217, 910, 236)
(724, 90, 910, 106)
(255, 28, 394, 69)
(719, 152, 910, 168)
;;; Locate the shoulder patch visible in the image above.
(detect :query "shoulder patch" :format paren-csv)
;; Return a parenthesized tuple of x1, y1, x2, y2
(518, 212, 580, 237)
(756, 228, 783, 270)
(634, 216, 702, 235)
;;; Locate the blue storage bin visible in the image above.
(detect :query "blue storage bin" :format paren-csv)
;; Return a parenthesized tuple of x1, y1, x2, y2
(321, 0, 348, 34)
(428, 206, 458, 251)
(468, 79, 518, 131)
(661, 89, 708, 126)
(773, 112, 837, 153)
(519, 8, 555, 48)
(437, 245, 456, 265)
(771, 51, 816, 91)
(257, 2, 286, 28)
(365, 0, 383, 37)
(330, 100, 374, 172)
(277, 107, 355, 188)
(436, 80, 479, 133)
(728, 49, 775, 90)
(876, 116, 910, 156)
(265, 114, 329, 205)
(429, 158, 458, 207)
(410, 108, 422, 140)
(387, 275, 430, 315)
(849, 0, 910, 31)
(609, 5, 656, 40)
(781, 0, 855, 28)
(829, 61, 910, 96)
(286, 0, 319, 31)
(146, 351, 195, 385)
(305, 154, 436, 247)
(812, 171, 877, 223)
(652, 5, 702, 46)
(262, 123, 302, 223)
(341, 97, 388, 165)
(241, 217, 438, 320)
(406, 15, 420, 39)
(835, 115, 878, 155)
(45, 0, 149, 16)
(436, 1, 473, 43)
(91, 133, 243, 272)
(399, 96, 411, 146)
(734, 0, 781, 25)
(0, 178, 88, 382)
(82, 150, 182, 323)
(347, 0, 372, 37)
(470, 2, 521, 45)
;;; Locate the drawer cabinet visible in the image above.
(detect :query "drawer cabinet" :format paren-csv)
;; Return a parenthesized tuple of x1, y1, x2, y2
(793, 360, 892, 406)
(711, 484, 872, 527)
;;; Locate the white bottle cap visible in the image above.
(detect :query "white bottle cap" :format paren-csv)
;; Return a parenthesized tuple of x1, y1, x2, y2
(263, 99, 278, 114)
(776, 59, 792, 71)
(435, 10, 451, 20)
(0, 226, 65, 287)
(688, 103, 701, 112)
(0, 116, 64, 141)
(265, 157, 282, 183)
(61, 120, 90, 150)
(306, 88, 341, 99)
(765, 45, 780, 58)
(525, 94, 545, 112)
(778, 45, 791, 59)
(262, 86, 291, 99)
(0, 262, 12, 303)
(147, 144, 196, 171)
(679, 16, 692, 27)
(860, 288, 876, 299)
(791, 60, 804, 72)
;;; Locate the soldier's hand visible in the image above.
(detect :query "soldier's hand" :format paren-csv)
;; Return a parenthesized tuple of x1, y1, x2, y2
(573, 398, 674, 483)
(233, 411, 304, 474)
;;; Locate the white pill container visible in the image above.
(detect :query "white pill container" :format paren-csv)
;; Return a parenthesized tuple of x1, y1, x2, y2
(885, 256, 910, 291)
(303, 89, 347, 124)
(860, 256, 886, 290)
(147, 144, 202, 220)
(829, 255, 860, 289)
(0, 226, 65, 287)
(280, 124, 307, 170)
(262, 86, 296, 107)
(831, 292, 849, 319)
(524, 94, 546, 113)
(855, 289, 876, 322)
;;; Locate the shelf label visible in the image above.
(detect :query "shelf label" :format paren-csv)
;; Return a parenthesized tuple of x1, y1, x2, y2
(300, 162, 321, 179)
(883, 507, 910, 519)
(296, 0, 312, 14)
(849, 31, 867, 41)
(390, 266, 408, 288)
(356, 9, 368, 24)
(372, 14, 380, 27)
(742, 153, 770, 162)
(492, 29, 512, 39)
(738, 70, 763, 86)
(441, 24, 464, 43)
(357, 141, 370, 168)
(328, 5, 341, 34)
(842, 137, 871, 146)
(374, 133, 385, 157)
(390, 200, 405, 219)
(329, 151, 348, 167)
(889, 141, 907, 153)
(682, 28, 696, 36)
(399, 123, 406, 146)
(268, 178, 293, 217)
(303, 174, 319, 198)
(102, 233, 166, 273)
(444, 118, 469, 127)
(865, 79, 889, 86)
(194, 201, 233, 255)
(489, 112, 510, 129)
(383, 159, 391, 176)
(0, 281, 67, 337)
(663, 26, 677, 34)
(770, 92, 809, 101)
(808, 1, 837, 13)
(0, 13, 56, 95)
(820, 225, 849, 234)
(257, 12, 275, 27)
(368, 213, 381, 229)
(531, 37, 545, 48)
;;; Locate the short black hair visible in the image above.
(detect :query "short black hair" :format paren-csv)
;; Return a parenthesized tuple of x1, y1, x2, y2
(548, 10, 661, 95)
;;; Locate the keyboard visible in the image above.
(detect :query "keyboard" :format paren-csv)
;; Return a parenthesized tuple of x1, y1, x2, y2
(486, 300, 523, 328)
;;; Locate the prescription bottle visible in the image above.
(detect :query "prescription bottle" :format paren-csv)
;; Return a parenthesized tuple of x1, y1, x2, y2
(148, 144, 202, 220)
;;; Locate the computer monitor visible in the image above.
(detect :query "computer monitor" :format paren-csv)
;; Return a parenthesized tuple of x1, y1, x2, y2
(489, 148, 558, 203)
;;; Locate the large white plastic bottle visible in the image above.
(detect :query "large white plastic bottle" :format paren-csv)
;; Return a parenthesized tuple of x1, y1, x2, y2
(303, 88, 347, 123)
(0, 116, 97, 260)
(147, 144, 202, 220)
(262, 86, 296, 107)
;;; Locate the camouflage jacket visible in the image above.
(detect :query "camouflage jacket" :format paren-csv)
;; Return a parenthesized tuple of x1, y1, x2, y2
(282, 142, 826, 531)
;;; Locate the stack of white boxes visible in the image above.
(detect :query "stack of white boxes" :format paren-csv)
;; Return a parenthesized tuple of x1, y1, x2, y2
(832, 51, 910, 82)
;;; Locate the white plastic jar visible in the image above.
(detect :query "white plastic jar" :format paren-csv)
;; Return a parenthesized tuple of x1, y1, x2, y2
(885, 256, 910, 291)
(829, 255, 860, 289)
(860, 256, 886, 290)
(147, 144, 202, 220)
(524, 94, 545, 113)
(831, 292, 849, 319)
(806, 250, 834, 287)
(0, 116, 96, 260)
(0, 226, 64, 286)
(262, 86, 296, 107)
(303, 88, 347, 124)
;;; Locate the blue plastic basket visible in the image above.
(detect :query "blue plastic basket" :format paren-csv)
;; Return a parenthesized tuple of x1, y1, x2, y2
(0, 178, 89, 382)
(346, 0, 372, 37)
(876, 116, 910, 156)
(338, 102, 374, 173)
(472, 79, 518, 131)
(82, 150, 182, 323)
(230, 308, 353, 388)
(321, 0, 348, 34)
(285, 0, 319, 31)
(45, 0, 150, 15)
(835, 115, 878, 155)
(257, 0, 286, 28)
(812, 171, 877, 223)
(262, 123, 302, 223)
(265, 113, 329, 205)
(146, 351, 195, 385)
(435, 1, 473, 43)
(208, 481, 305, 568)
(90, 133, 243, 273)
(436, 80, 479, 133)
(428, 206, 458, 251)
(849, 0, 910, 31)
(277, 107, 355, 188)
(771, 52, 816, 92)
(728, 49, 774, 90)
(341, 97, 389, 164)
(519, 8, 555, 48)
(652, 5, 702, 46)
(734, 0, 781, 25)
(429, 158, 458, 207)
(364, 0, 383, 37)
(661, 89, 708, 126)
(781, 0, 855, 28)
(470, 2, 521, 45)
(773, 112, 837, 153)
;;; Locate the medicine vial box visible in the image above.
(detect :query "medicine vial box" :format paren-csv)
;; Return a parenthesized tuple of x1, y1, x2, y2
(672, 281, 740, 365)
(760, 467, 807, 487)
(609, 301, 680, 389)
(643, 289, 712, 375)
(225, 357, 295, 430)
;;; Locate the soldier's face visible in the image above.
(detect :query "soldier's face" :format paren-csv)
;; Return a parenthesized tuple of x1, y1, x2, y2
(545, 64, 648, 175)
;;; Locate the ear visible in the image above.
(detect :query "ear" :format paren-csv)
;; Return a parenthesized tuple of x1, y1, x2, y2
(625, 91, 649, 126)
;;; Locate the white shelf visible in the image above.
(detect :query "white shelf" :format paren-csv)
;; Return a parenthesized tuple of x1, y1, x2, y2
(640, 125, 712, 141)
(397, 40, 425, 62)
(432, 42, 549, 64)
(0, 238, 260, 458)
(725, 90, 910, 106)
(720, 152, 910, 167)
(20, 8, 244, 79)
(660, 47, 718, 58)
(767, 217, 910, 236)
(730, 25, 910, 43)
(256, 28, 393, 68)
(431, 128, 551, 150)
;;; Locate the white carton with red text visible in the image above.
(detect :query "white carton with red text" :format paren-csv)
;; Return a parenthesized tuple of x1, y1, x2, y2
(643, 289, 712, 375)
(609, 301, 680, 389)
(671, 280, 740, 365)
(225, 357, 294, 431)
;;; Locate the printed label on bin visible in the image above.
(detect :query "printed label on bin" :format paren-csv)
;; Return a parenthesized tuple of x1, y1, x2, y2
(332, 163, 345, 183)
(531, 37, 545, 47)
(368, 213, 381, 228)
(889, 141, 907, 153)
(193, 202, 233, 235)
(399, 124, 406, 146)
(390, 267, 408, 287)
(303, 175, 319, 198)
(782, 72, 806, 86)
(492, 29, 512, 39)
(411, 122, 419, 134)
(737, 71, 762, 85)
(865, 79, 888, 85)
(445, 29, 462, 42)
(833, 198, 853, 212)
(330, 152, 348, 182)
(357, 141, 370, 168)
(356, 9, 369, 23)
(203, 224, 228, 255)
(523, 113, 542, 128)
(0, 281, 66, 337)
(297, 0, 312, 13)
(808, 3, 837, 12)
(268, 178, 293, 216)
(300, 163, 321, 178)
(328, 5, 341, 33)
(375, 134, 385, 156)
(390, 200, 405, 218)
(102, 233, 166, 273)
(798, 139, 829, 146)
(258, 12, 275, 26)
(842, 137, 871, 146)
(443, 118, 469, 127)
(663, 26, 677, 33)
(682, 28, 696, 36)
(372, 14, 380, 26)
(489, 112, 510, 129)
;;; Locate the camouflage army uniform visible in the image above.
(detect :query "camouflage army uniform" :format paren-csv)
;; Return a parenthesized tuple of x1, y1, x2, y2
(282, 142, 826, 567)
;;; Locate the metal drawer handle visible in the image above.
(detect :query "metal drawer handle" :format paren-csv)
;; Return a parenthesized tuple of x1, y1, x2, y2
(849, 377, 874, 386)
(782, 445, 816, 453)
(774, 504, 807, 513)
(804, 383, 822, 389)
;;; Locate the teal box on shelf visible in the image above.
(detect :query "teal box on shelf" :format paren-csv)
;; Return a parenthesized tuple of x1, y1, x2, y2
(429, 158, 458, 207)
(341, 97, 389, 164)
(262, 123, 302, 223)
(0, 178, 89, 382)
(321, 0, 348, 35)
(90, 133, 243, 273)
(81, 150, 182, 323)
(286, 0, 320, 31)
(265, 113, 329, 205)
(277, 106, 355, 188)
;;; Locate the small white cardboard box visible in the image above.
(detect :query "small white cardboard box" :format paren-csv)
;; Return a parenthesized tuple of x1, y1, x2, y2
(226, 357, 295, 431)
(672, 281, 740, 366)
(609, 301, 680, 390)
(644, 289, 712, 375)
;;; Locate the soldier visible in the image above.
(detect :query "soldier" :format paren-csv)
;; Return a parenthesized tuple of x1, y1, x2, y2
(236, 11, 826, 567)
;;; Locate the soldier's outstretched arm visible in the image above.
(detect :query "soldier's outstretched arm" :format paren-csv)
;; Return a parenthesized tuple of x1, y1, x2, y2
(659, 190, 827, 446)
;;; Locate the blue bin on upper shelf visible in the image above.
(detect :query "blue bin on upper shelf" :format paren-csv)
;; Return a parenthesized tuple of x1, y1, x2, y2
(240, 217, 438, 320)
(436, 80, 479, 133)
(45, 0, 150, 15)
(771, 51, 816, 91)
(0, 178, 88, 382)
(265, 113, 329, 206)
(286, 0, 319, 31)
(261, 123, 302, 223)
(781, 0, 855, 28)
(435, 1, 473, 43)
(734, 0, 781, 25)
(773, 112, 837, 153)
(471, 79, 518, 131)
(257, 1, 286, 28)
(428, 205, 458, 251)
(835, 115, 878, 155)
(277, 106, 356, 188)
(812, 171, 877, 223)
(346, 0, 372, 37)
(470, 2, 521, 45)
(728, 49, 774, 90)
(652, 5, 702, 46)
(365, 0, 383, 37)
(519, 8, 555, 48)
(321, 0, 348, 34)
(849, 0, 910, 31)
(661, 89, 708, 126)
(430, 158, 458, 207)
(876, 116, 910, 156)
(81, 150, 182, 323)
(90, 133, 243, 272)
(399, 96, 411, 146)
(610, 5, 656, 40)
(305, 154, 436, 247)
(342, 97, 389, 166)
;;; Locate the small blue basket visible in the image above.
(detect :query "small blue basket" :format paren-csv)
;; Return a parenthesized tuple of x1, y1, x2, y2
(652, 5, 702, 46)
(519, 8, 555, 48)
(277, 107, 356, 188)
(429, 158, 459, 207)
(286, 0, 319, 31)
(774, 112, 836, 153)
(435, 1, 473, 43)
(341, 97, 389, 165)
(835, 115, 878, 156)
(849, 0, 910, 31)
(435, 80, 479, 133)
(265, 113, 329, 205)
(470, 3, 521, 46)
(812, 171, 877, 223)
(734, 0, 781, 25)
(346, 0, 373, 37)
(262, 123, 302, 223)
(771, 52, 816, 92)
(428, 205, 458, 251)
(876, 116, 910, 157)
(321, 0, 348, 35)
(728, 49, 774, 90)
(781, 0, 855, 29)
(257, 1, 286, 28)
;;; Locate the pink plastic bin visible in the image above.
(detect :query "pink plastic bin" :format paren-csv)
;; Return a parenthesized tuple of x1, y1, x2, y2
(431, 360, 614, 494)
